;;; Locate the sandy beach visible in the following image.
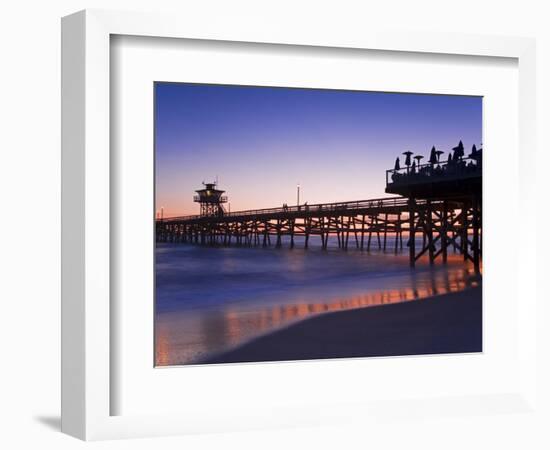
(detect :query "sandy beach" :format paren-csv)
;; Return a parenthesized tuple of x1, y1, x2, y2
(199, 285, 482, 364)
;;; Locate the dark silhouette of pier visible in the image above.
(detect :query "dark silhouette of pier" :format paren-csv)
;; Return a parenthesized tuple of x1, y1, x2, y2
(156, 141, 482, 271)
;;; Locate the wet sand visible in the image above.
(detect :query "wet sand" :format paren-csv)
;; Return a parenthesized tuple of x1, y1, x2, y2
(199, 285, 482, 364)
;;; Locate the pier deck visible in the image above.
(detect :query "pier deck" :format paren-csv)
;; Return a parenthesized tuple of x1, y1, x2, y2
(157, 195, 481, 270)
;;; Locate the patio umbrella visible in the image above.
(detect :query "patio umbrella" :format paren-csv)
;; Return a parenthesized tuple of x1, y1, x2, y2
(468, 144, 478, 158)
(411, 160, 417, 172)
(402, 151, 413, 167)
(394, 157, 401, 170)
(435, 150, 444, 162)
(414, 155, 424, 166)
(429, 146, 438, 164)
(452, 140, 465, 160)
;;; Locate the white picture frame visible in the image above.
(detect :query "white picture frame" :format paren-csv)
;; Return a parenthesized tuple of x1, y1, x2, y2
(61, 9, 538, 441)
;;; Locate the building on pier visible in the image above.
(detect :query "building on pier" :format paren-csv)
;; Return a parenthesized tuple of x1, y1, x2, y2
(385, 142, 482, 271)
(386, 142, 482, 199)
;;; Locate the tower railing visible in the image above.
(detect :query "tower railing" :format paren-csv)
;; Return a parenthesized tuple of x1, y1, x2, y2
(193, 195, 228, 203)
(159, 196, 425, 223)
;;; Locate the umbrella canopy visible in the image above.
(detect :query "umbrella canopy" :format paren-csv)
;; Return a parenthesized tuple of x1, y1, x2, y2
(447, 153, 452, 163)
(402, 150, 413, 166)
(394, 157, 401, 171)
(411, 160, 417, 172)
(429, 146, 438, 164)
(452, 140, 465, 160)
(435, 150, 444, 162)
(468, 144, 478, 158)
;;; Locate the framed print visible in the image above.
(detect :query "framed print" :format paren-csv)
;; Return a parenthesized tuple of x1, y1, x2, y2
(153, 83, 483, 367)
(61, 9, 538, 441)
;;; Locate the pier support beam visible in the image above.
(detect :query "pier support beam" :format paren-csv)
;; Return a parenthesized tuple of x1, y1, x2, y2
(472, 196, 481, 274)
(408, 199, 416, 267)
(441, 201, 448, 263)
(427, 200, 434, 265)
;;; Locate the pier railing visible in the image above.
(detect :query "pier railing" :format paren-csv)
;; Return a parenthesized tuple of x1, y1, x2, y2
(160, 196, 418, 223)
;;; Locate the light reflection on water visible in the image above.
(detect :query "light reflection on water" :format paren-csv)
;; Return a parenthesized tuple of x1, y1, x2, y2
(155, 243, 480, 366)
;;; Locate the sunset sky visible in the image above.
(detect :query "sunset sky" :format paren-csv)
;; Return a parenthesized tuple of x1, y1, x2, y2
(155, 83, 482, 217)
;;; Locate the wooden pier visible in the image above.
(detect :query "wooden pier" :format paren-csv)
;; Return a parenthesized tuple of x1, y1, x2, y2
(156, 143, 482, 271)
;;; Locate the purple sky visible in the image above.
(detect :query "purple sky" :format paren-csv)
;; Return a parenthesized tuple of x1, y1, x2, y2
(155, 83, 482, 217)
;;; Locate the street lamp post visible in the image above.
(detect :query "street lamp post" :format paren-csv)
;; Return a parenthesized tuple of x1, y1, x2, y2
(297, 184, 301, 206)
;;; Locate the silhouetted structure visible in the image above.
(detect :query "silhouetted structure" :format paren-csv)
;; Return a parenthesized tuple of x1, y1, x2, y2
(193, 182, 228, 217)
(385, 141, 482, 272)
(157, 141, 482, 273)
(386, 149, 482, 198)
(158, 197, 410, 252)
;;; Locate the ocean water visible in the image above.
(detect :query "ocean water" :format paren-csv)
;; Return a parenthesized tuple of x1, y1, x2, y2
(155, 236, 480, 366)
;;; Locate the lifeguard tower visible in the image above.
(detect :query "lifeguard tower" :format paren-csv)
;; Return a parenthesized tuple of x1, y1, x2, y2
(194, 182, 228, 217)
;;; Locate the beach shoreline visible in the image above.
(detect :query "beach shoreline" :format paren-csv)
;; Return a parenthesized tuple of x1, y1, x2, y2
(198, 285, 482, 365)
